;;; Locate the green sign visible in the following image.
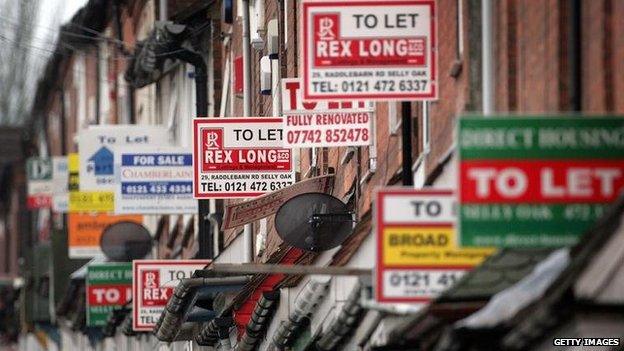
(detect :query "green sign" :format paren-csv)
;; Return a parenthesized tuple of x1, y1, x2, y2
(86, 263, 132, 327)
(458, 115, 624, 247)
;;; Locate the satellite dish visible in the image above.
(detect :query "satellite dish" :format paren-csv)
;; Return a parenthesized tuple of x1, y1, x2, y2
(275, 193, 355, 252)
(100, 221, 152, 261)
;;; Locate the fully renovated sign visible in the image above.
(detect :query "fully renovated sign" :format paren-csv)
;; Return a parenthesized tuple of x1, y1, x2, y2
(115, 148, 197, 214)
(86, 263, 132, 327)
(282, 78, 373, 148)
(376, 189, 493, 303)
(301, 0, 437, 101)
(193, 118, 295, 198)
(459, 116, 624, 247)
(78, 125, 170, 191)
(132, 260, 210, 331)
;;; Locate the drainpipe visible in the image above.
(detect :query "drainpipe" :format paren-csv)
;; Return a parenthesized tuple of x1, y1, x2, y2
(482, 0, 495, 115)
(242, 0, 253, 263)
(570, 0, 581, 111)
(166, 47, 210, 258)
(401, 102, 414, 186)
(159, 0, 168, 21)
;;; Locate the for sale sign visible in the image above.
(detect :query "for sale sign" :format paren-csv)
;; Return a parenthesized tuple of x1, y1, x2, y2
(132, 260, 210, 331)
(86, 263, 132, 327)
(115, 148, 197, 214)
(376, 189, 493, 303)
(193, 118, 295, 198)
(282, 78, 374, 147)
(459, 116, 624, 247)
(302, 0, 437, 101)
(26, 157, 53, 209)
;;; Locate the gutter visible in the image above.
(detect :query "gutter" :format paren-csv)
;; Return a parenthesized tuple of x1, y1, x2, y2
(154, 276, 250, 342)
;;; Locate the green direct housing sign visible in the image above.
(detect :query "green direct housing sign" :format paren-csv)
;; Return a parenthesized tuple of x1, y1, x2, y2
(86, 263, 132, 327)
(458, 116, 624, 247)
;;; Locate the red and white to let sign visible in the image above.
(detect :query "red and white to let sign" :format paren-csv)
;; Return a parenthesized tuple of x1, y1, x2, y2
(302, 0, 437, 101)
(282, 78, 374, 148)
(193, 118, 295, 198)
(132, 260, 209, 331)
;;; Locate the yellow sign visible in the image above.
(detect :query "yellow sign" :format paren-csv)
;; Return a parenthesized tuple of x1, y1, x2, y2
(382, 226, 494, 267)
(68, 153, 114, 212)
(69, 191, 114, 212)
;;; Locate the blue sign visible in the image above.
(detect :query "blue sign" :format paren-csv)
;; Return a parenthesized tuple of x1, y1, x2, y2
(115, 149, 197, 214)
(88, 146, 114, 175)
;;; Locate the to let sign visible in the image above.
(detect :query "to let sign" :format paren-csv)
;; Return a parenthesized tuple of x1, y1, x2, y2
(86, 263, 132, 327)
(302, 0, 437, 101)
(26, 157, 53, 209)
(193, 118, 295, 198)
(376, 189, 493, 303)
(132, 260, 210, 331)
(282, 78, 374, 148)
(459, 116, 624, 247)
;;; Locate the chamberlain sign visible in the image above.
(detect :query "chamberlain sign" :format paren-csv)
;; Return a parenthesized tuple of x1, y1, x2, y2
(132, 260, 210, 331)
(115, 148, 197, 214)
(459, 116, 624, 247)
(193, 118, 295, 198)
(302, 0, 437, 101)
(376, 189, 492, 303)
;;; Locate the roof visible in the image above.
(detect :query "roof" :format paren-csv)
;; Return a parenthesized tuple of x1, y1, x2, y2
(396, 194, 624, 351)
(438, 248, 553, 303)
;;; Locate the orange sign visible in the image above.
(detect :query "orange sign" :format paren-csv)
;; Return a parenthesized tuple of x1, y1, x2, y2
(68, 213, 143, 258)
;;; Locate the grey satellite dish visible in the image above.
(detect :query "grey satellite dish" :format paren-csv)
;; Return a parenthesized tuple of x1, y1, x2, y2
(100, 221, 152, 261)
(275, 193, 356, 252)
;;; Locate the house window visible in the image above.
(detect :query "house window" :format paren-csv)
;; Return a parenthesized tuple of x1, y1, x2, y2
(388, 102, 400, 135)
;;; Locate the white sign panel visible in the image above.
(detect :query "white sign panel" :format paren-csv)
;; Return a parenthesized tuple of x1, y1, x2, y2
(132, 260, 210, 331)
(282, 78, 374, 148)
(193, 118, 295, 198)
(302, 0, 437, 101)
(375, 189, 493, 303)
(52, 156, 69, 213)
(78, 125, 171, 191)
(115, 148, 198, 214)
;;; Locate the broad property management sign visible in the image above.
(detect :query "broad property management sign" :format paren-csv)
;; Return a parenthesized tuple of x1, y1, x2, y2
(115, 148, 197, 214)
(86, 263, 132, 327)
(376, 189, 492, 303)
(302, 0, 437, 101)
(459, 116, 624, 247)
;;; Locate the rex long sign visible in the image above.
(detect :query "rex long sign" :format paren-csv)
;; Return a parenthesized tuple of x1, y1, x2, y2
(133, 260, 210, 331)
(458, 116, 624, 248)
(302, 0, 437, 101)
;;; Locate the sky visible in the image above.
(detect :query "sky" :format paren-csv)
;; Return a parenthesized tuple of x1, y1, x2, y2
(32, 0, 90, 49)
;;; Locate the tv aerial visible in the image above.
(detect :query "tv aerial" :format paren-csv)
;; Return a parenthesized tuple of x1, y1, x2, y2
(100, 221, 152, 261)
(275, 193, 356, 252)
